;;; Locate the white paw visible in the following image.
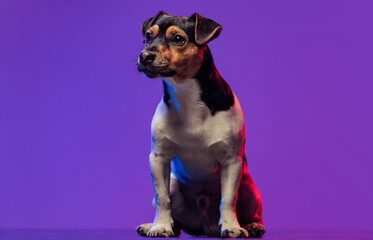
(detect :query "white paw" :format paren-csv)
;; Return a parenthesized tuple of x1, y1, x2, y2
(136, 223, 152, 236)
(221, 226, 249, 238)
(147, 224, 175, 237)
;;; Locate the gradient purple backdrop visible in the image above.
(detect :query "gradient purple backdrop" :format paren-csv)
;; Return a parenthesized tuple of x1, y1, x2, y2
(0, 0, 372, 231)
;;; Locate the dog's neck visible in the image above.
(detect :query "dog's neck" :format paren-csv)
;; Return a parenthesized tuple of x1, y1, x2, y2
(162, 77, 208, 123)
(162, 46, 234, 118)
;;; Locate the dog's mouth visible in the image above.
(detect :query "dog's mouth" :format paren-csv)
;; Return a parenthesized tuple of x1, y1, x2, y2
(137, 60, 176, 79)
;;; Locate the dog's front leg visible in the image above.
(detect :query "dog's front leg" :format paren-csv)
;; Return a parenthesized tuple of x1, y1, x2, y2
(219, 158, 249, 238)
(147, 152, 174, 237)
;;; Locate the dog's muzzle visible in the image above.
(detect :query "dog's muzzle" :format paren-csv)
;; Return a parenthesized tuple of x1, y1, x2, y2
(137, 51, 176, 78)
(139, 51, 156, 66)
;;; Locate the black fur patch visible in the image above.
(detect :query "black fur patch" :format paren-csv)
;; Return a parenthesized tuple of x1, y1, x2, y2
(163, 80, 171, 107)
(156, 17, 195, 43)
(195, 47, 234, 115)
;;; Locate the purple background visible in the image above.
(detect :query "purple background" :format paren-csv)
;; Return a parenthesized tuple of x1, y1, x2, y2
(1, 0, 372, 231)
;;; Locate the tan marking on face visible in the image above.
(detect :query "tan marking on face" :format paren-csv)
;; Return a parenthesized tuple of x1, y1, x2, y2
(146, 25, 159, 38)
(165, 26, 187, 40)
(156, 26, 204, 83)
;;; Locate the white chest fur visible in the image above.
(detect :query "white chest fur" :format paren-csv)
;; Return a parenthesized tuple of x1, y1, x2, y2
(151, 78, 245, 182)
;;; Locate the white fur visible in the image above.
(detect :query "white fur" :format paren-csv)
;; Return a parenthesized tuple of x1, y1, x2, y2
(151, 77, 244, 177)
(147, 77, 247, 237)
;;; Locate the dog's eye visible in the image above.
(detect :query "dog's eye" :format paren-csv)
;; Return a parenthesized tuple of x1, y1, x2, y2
(144, 32, 152, 44)
(172, 35, 186, 45)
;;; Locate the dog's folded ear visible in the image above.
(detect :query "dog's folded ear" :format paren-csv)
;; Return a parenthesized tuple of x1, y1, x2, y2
(141, 11, 170, 36)
(189, 13, 222, 45)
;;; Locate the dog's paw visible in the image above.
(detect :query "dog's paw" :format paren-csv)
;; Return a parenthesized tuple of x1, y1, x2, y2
(147, 224, 175, 237)
(136, 223, 152, 236)
(221, 226, 249, 238)
(245, 223, 265, 238)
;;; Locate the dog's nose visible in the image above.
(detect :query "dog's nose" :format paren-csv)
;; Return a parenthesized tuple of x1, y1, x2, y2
(139, 51, 156, 65)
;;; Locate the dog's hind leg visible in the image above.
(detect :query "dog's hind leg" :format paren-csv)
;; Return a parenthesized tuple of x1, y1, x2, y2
(236, 160, 265, 238)
(245, 222, 266, 238)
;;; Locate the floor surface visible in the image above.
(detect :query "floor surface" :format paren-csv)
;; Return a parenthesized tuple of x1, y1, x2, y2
(0, 229, 372, 240)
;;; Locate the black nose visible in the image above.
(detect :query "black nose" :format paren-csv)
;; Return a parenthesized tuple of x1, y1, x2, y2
(139, 51, 156, 65)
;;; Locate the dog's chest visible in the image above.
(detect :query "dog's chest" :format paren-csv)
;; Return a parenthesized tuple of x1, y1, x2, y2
(162, 81, 233, 150)
(167, 110, 241, 181)
(152, 79, 244, 180)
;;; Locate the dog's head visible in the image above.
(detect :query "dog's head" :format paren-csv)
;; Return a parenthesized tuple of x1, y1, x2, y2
(137, 11, 222, 82)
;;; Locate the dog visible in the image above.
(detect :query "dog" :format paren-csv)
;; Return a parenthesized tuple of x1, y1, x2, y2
(136, 11, 265, 238)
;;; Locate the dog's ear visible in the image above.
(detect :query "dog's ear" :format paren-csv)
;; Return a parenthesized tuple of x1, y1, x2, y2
(189, 13, 222, 45)
(141, 11, 169, 36)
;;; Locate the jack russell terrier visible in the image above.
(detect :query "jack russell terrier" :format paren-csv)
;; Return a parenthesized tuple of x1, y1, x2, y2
(136, 11, 265, 238)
